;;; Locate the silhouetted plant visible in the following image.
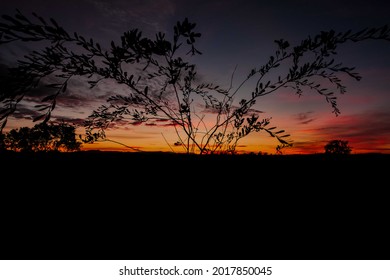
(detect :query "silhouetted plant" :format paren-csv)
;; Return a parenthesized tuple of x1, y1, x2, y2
(4, 122, 81, 152)
(0, 132, 5, 151)
(324, 139, 352, 155)
(1, 10, 389, 154)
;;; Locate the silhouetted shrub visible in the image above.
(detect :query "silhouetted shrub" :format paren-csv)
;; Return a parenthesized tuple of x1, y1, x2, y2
(324, 139, 352, 155)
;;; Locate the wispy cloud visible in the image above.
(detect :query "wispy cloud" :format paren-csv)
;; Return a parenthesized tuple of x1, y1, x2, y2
(295, 111, 315, 125)
(10, 105, 40, 121)
(85, 0, 176, 36)
(9, 101, 87, 127)
(51, 116, 86, 126)
(317, 111, 390, 139)
(288, 140, 326, 154)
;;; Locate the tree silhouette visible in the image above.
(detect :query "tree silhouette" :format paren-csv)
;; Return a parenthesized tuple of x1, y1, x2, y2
(3, 122, 81, 152)
(324, 139, 352, 155)
(0, 10, 389, 154)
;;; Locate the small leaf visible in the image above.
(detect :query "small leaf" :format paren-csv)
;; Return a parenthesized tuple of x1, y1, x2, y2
(41, 95, 56, 102)
(62, 82, 67, 92)
(44, 112, 51, 123)
(2, 15, 21, 25)
(0, 119, 7, 131)
(50, 18, 59, 28)
(47, 83, 62, 89)
(37, 106, 50, 112)
(33, 114, 45, 122)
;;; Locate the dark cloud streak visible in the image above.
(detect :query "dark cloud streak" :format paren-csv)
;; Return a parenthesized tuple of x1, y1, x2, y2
(320, 111, 390, 140)
(295, 111, 315, 125)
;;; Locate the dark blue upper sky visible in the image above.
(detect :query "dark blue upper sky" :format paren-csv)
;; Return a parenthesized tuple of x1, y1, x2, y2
(3, 0, 389, 83)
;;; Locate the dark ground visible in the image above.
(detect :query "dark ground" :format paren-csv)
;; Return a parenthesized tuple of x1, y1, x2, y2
(1, 151, 389, 260)
(2, 150, 388, 181)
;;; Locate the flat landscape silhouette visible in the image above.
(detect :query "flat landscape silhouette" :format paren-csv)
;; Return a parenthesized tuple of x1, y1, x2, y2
(2, 149, 389, 259)
(2, 150, 388, 186)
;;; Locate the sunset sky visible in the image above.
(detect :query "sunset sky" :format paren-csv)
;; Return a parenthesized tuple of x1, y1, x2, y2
(1, 0, 389, 154)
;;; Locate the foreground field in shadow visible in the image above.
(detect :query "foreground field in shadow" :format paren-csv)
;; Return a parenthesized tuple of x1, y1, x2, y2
(2, 151, 388, 186)
(2, 150, 389, 260)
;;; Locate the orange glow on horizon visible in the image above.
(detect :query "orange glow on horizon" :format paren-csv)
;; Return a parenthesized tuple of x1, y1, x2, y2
(80, 141, 390, 154)
(76, 109, 390, 155)
(4, 99, 390, 155)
